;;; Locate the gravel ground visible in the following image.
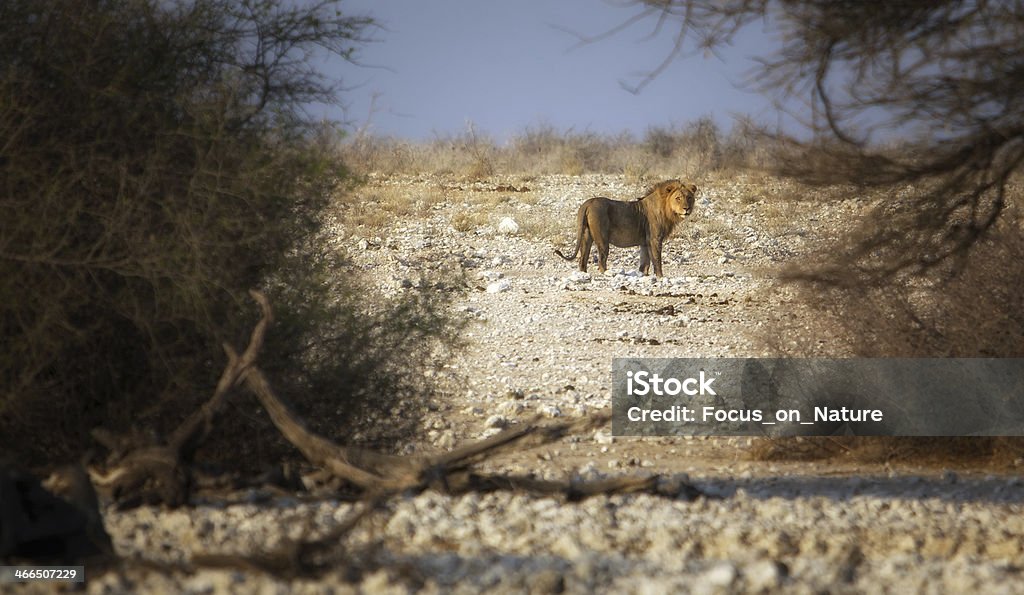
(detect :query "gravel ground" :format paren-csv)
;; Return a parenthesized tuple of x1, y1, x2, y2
(55, 174, 1024, 593)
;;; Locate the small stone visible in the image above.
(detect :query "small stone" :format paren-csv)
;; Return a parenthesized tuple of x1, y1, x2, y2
(478, 270, 504, 281)
(486, 280, 511, 293)
(497, 401, 525, 416)
(745, 560, 785, 591)
(701, 562, 737, 589)
(497, 217, 519, 234)
(541, 405, 562, 418)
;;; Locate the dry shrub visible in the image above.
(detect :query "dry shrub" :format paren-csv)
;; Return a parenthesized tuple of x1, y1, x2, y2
(757, 211, 1024, 467)
(0, 0, 462, 470)
(340, 117, 767, 178)
(450, 211, 489, 232)
(341, 135, 418, 175)
(622, 163, 652, 186)
(516, 211, 565, 242)
(783, 214, 1024, 358)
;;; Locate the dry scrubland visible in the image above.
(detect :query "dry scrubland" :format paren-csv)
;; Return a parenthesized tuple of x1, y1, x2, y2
(77, 133, 1024, 593)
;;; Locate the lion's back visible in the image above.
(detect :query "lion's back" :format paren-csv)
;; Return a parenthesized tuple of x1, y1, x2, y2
(580, 197, 644, 247)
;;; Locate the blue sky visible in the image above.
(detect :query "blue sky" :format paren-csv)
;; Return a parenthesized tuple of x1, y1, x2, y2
(322, 0, 787, 141)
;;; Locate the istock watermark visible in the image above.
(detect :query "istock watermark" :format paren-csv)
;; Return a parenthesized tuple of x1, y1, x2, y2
(612, 358, 1024, 436)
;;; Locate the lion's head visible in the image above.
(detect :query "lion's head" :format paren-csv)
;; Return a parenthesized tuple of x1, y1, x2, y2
(653, 179, 698, 220)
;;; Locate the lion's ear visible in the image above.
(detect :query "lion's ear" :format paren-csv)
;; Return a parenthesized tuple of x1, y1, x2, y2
(687, 183, 698, 194)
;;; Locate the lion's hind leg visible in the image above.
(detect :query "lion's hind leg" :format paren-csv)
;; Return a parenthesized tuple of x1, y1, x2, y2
(585, 228, 609, 273)
(585, 211, 610, 273)
(595, 237, 610, 273)
(578, 227, 593, 272)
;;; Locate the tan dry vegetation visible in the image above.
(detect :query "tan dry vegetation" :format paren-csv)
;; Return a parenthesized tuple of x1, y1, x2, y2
(339, 184, 447, 232)
(750, 436, 1024, 468)
(450, 210, 490, 233)
(341, 118, 760, 181)
(515, 210, 565, 242)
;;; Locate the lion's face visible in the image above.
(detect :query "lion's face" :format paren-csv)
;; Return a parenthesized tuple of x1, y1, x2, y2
(663, 181, 698, 219)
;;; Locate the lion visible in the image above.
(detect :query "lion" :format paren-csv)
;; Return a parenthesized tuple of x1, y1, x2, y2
(555, 179, 698, 277)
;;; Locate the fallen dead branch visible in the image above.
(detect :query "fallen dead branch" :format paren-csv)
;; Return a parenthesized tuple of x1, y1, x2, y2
(89, 290, 706, 510)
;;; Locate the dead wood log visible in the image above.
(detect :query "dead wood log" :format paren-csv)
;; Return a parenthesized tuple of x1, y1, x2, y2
(94, 288, 707, 512)
(242, 360, 620, 494)
(425, 413, 611, 470)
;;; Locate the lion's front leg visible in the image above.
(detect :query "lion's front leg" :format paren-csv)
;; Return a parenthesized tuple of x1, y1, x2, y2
(639, 245, 651, 275)
(648, 238, 664, 278)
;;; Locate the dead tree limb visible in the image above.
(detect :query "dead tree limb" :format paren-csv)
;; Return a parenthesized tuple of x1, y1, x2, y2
(170, 289, 273, 460)
(242, 358, 622, 494)
(94, 289, 708, 512)
(243, 365, 418, 490)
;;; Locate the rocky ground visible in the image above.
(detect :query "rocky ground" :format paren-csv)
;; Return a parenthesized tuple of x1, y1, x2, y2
(39, 174, 1024, 593)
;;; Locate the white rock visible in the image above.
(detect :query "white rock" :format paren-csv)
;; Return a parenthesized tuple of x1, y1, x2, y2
(497, 216, 519, 234)
(745, 560, 784, 591)
(478, 270, 504, 281)
(700, 562, 737, 589)
(485, 414, 510, 429)
(486, 280, 511, 293)
(478, 427, 503, 439)
(541, 405, 562, 418)
(497, 401, 525, 416)
(576, 462, 604, 480)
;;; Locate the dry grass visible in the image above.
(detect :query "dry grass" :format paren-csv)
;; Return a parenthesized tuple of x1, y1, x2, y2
(340, 118, 766, 180)
(516, 210, 565, 242)
(337, 185, 446, 231)
(450, 210, 489, 232)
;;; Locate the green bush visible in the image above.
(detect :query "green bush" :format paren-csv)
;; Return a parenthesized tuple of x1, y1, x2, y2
(0, 0, 457, 466)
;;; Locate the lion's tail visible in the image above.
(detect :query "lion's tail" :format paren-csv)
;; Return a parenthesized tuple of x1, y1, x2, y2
(554, 247, 575, 261)
(554, 203, 587, 262)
